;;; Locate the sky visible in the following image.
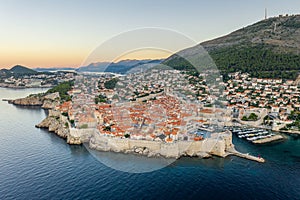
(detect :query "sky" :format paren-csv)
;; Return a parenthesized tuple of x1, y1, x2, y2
(0, 0, 300, 69)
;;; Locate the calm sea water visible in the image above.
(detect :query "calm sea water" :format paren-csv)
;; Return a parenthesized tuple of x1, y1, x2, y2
(0, 88, 299, 200)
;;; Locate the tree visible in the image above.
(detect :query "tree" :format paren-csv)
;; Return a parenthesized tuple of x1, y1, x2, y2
(103, 126, 111, 131)
(64, 122, 69, 128)
(248, 113, 258, 121)
(242, 116, 248, 121)
(242, 113, 258, 121)
(104, 78, 118, 89)
(46, 81, 74, 102)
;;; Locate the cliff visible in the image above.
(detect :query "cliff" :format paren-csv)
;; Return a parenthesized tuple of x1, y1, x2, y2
(9, 92, 60, 109)
(41, 92, 60, 109)
(35, 110, 70, 138)
(88, 130, 234, 159)
(35, 111, 264, 162)
(35, 110, 90, 145)
(9, 96, 43, 106)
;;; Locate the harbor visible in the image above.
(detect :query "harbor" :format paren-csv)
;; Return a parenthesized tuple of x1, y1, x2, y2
(230, 127, 284, 144)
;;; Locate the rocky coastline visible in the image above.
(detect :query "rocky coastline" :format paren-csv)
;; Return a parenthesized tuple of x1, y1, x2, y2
(7, 92, 60, 109)
(0, 83, 52, 89)
(35, 109, 70, 139)
(6, 92, 71, 140)
(6, 93, 265, 162)
(34, 113, 230, 159)
(88, 133, 220, 159)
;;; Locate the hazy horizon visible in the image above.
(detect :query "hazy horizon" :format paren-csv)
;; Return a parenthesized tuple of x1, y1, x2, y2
(11, 57, 168, 70)
(1, 0, 300, 69)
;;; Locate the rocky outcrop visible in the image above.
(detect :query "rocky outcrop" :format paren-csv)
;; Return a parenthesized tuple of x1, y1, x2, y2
(9, 92, 60, 108)
(41, 99, 60, 109)
(34, 110, 262, 162)
(41, 93, 60, 109)
(67, 128, 95, 145)
(36, 110, 69, 138)
(9, 96, 43, 106)
(36, 109, 92, 145)
(67, 135, 82, 145)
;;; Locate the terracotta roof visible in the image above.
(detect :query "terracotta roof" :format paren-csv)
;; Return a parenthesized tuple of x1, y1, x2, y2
(194, 136, 203, 141)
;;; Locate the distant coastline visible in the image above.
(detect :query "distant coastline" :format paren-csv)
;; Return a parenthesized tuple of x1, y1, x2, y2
(0, 83, 52, 89)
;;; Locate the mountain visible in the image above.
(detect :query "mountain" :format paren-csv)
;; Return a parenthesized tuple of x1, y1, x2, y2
(164, 14, 300, 80)
(0, 69, 11, 78)
(0, 65, 37, 77)
(77, 62, 112, 72)
(77, 59, 163, 74)
(10, 65, 37, 75)
(35, 67, 76, 72)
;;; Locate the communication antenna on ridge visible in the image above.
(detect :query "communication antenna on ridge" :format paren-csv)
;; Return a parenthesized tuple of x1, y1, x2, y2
(265, 8, 268, 20)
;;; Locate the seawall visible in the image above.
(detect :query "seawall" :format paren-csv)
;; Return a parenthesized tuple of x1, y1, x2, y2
(87, 130, 234, 159)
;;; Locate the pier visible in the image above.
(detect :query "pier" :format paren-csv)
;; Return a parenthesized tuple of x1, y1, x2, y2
(227, 148, 265, 163)
(252, 135, 283, 144)
(230, 127, 284, 144)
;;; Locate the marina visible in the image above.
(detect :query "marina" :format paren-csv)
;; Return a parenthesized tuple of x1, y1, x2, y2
(230, 127, 284, 144)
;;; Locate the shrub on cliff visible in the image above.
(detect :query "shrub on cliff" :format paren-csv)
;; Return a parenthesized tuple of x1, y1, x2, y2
(46, 81, 74, 102)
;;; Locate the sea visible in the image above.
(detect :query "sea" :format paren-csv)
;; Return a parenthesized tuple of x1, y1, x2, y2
(0, 88, 299, 200)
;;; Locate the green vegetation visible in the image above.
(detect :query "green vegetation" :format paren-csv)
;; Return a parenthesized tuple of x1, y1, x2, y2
(10, 65, 37, 75)
(103, 126, 111, 131)
(210, 45, 300, 80)
(241, 116, 248, 121)
(62, 112, 68, 117)
(284, 121, 300, 130)
(242, 113, 258, 121)
(46, 81, 74, 102)
(235, 86, 245, 93)
(263, 115, 273, 126)
(163, 15, 300, 80)
(80, 124, 88, 129)
(28, 93, 44, 98)
(64, 122, 69, 128)
(163, 56, 196, 71)
(281, 111, 300, 131)
(250, 101, 259, 107)
(164, 44, 300, 80)
(287, 111, 300, 121)
(104, 78, 118, 89)
(95, 94, 107, 104)
(124, 133, 130, 138)
(284, 17, 300, 28)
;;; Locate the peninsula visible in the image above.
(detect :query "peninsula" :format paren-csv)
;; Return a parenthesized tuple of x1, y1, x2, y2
(6, 15, 300, 163)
